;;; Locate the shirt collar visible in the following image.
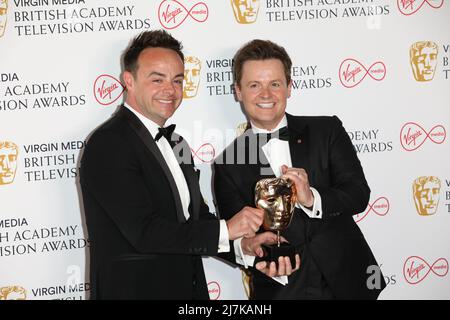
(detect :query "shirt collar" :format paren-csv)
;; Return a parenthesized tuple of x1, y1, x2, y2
(124, 103, 164, 139)
(250, 115, 288, 135)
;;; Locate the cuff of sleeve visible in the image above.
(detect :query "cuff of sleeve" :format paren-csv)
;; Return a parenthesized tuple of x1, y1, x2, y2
(296, 187, 323, 219)
(234, 237, 256, 268)
(218, 220, 230, 253)
(272, 275, 288, 286)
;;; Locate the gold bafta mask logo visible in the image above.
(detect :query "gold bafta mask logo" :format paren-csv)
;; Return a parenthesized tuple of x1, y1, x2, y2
(0, 141, 18, 185)
(236, 122, 249, 137)
(231, 0, 260, 24)
(413, 176, 441, 216)
(183, 56, 201, 99)
(0, 286, 27, 300)
(0, 0, 8, 38)
(410, 41, 438, 82)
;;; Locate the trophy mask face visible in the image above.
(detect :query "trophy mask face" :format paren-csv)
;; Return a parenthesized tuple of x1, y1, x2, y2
(255, 178, 296, 231)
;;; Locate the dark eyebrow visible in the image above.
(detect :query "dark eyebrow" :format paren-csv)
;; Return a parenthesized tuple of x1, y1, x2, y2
(148, 72, 184, 79)
(148, 71, 165, 77)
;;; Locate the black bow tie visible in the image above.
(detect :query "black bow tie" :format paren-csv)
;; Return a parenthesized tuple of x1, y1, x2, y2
(257, 126, 290, 142)
(154, 124, 176, 142)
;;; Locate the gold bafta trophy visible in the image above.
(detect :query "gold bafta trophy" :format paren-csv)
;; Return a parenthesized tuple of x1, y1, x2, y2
(255, 177, 297, 265)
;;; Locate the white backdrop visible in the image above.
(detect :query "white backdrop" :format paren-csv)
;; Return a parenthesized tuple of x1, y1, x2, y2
(1, 0, 449, 300)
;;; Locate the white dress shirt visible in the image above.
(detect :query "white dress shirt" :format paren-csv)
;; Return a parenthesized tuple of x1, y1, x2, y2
(124, 104, 229, 252)
(234, 115, 323, 284)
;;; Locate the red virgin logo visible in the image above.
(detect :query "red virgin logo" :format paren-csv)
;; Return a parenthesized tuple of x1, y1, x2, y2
(339, 58, 386, 88)
(158, 0, 208, 30)
(400, 122, 446, 151)
(93, 74, 125, 106)
(354, 196, 390, 223)
(397, 0, 444, 16)
(207, 281, 221, 300)
(191, 143, 215, 163)
(403, 256, 448, 284)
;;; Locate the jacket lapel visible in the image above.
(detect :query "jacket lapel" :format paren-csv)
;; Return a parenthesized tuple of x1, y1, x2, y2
(119, 107, 187, 223)
(172, 135, 201, 221)
(287, 113, 311, 173)
(242, 129, 276, 180)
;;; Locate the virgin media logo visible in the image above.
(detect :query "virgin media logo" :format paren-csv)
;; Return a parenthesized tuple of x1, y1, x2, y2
(397, 0, 444, 16)
(93, 75, 125, 106)
(339, 58, 386, 88)
(400, 122, 446, 151)
(207, 281, 221, 300)
(191, 143, 215, 163)
(354, 196, 390, 223)
(158, 0, 208, 30)
(403, 256, 448, 284)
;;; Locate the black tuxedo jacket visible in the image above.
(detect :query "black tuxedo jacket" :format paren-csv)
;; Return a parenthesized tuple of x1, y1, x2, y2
(80, 106, 220, 300)
(214, 114, 386, 299)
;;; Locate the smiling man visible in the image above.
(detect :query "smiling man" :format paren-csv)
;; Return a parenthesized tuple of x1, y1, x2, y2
(80, 30, 264, 300)
(214, 39, 386, 299)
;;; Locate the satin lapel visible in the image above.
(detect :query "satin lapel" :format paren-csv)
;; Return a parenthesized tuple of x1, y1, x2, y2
(243, 130, 275, 181)
(287, 113, 311, 173)
(173, 137, 201, 221)
(119, 107, 186, 223)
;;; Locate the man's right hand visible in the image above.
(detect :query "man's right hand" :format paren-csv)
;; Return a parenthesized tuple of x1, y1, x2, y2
(241, 231, 287, 257)
(226, 206, 264, 240)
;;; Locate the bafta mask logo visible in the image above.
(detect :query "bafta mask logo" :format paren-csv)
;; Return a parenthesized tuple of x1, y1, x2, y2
(0, 0, 7, 38)
(236, 122, 249, 137)
(410, 41, 438, 82)
(0, 286, 27, 300)
(413, 176, 441, 216)
(183, 56, 201, 98)
(231, 0, 260, 24)
(0, 141, 18, 185)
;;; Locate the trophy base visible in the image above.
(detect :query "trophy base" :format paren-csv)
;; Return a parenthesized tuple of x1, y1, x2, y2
(261, 243, 297, 268)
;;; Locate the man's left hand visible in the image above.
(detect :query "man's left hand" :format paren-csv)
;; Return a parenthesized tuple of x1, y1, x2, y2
(281, 165, 314, 208)
(255, 254, 301, 277)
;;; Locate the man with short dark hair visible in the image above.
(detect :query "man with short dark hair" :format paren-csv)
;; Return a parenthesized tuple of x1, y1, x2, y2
(214, 39, 386, 299)
(80, 30, 264, 300)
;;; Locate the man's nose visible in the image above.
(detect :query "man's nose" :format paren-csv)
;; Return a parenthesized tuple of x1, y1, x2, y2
(163, 81, 176, 94)
(259, 86, 272, 99)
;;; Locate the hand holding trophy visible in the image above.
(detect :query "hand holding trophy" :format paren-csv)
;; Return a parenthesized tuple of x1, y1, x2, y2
(255, 177, 297, 266)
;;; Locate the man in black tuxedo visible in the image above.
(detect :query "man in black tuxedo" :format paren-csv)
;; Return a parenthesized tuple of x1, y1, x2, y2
(213, 40, 386, 299)
(80, 30, 264, 300)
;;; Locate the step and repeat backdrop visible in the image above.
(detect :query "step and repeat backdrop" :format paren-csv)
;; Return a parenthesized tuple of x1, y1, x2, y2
(1, 0, 449, 300)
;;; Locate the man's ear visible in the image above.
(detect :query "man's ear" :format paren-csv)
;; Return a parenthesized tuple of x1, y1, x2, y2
(234, 83, 242, 101)
(123, 71, 134, 91)
(287, 79, 293, 98)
